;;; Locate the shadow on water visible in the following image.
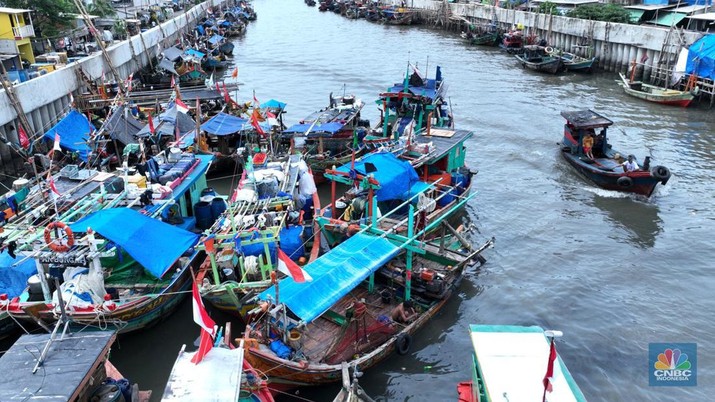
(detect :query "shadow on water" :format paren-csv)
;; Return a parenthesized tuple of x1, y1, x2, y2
(590, 194, 662, 249)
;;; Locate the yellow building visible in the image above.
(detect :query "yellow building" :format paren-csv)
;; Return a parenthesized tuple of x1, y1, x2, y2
(0, 7, 35, 64)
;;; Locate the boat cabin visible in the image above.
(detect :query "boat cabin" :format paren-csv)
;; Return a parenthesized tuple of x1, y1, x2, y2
(561, 110, 613, 158)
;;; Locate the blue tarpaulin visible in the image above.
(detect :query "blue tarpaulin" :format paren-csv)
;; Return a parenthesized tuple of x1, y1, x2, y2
(260, 99, 287, 110)
(201, 112, 248, 135)
(0, 251, 37, 298)
(687, 35, 715, 81)
(208, 34, 224, 45)
(70, 209, 199, 279)
(283, 122, 344, 136)
(184, 49, 206, 59)
(43, 110, 95, 161)
(136, 103, 197, 138)
(259, 233, 400, 323)
(336, 152, 421, 201)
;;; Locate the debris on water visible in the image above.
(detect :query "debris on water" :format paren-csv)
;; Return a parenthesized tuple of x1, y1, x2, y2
(423, 365, 432, 372)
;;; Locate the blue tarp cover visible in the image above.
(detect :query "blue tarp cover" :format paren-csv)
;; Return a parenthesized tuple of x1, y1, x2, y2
(201, 112, 248, 135)
(261, 99, 287, 110)
(184, 49, 206, 59)
(208, 34, 224, 45)
(70, 209, 199, 279)
(43, 110, 95, 161)
(259, 233, 400, 323)
(283, 121, 344, 136)
(387, 78, 438, 101)
(136, 103, 197, 138)
(0, 251, 37, 298)
(687, 35, 715, 80)
(336, 152, 420, 201)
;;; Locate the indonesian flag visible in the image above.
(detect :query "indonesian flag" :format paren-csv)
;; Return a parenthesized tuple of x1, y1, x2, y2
(18, 125, 29, 149)
(542, 338, 557, 400)
(48, 177, 61, 196)
(176, 98, 189, 114)
(126, 73, 134, 92)
(53, 133, 61, 152)
(147, 112, 156, 134)
(266, 110, 278, 127)
(277, 248, 312, 283)
(191, 281, 216, 364)
(231, 66, 239, 79)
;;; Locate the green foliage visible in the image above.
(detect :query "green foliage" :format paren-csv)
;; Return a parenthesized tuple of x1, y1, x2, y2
(537, 1, 559, 15)
(1, 0, 76, 37)
(87, 0, 116, 18)
(567, 4, 631, 24)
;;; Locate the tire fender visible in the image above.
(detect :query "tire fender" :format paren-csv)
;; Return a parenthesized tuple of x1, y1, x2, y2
(617, 176, 633, 188)
(396, 333, 412, 355)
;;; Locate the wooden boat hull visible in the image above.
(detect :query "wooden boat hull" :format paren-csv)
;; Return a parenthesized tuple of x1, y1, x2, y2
(468, 32, 500, 46)
(515, 54, 563, 74)
(618, 73, 694, 107)
(561, 151, 667, 197)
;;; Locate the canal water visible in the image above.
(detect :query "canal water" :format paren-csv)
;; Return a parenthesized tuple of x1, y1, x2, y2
(9, 0, 714, 401)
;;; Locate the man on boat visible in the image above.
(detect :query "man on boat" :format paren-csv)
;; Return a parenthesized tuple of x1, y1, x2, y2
(392, 300, 417, 324)
(622, 155, 639, 172)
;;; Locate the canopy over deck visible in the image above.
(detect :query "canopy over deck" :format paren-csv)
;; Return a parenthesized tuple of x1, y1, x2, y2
(70, 208, 199, 278)
(201, 112, 249, 135)
(43, 110, 95, 161)
(162, 347, 242, 401)
(259, 233, 400, 323)
(470, 325, 587, 402)
(560, 110, 613, 129)
(332, 152, 422, 201)
(0, 250, 36, 298)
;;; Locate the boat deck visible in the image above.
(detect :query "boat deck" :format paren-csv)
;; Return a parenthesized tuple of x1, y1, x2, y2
(0, 330, 116, 402)
(413, 129, 473, 166)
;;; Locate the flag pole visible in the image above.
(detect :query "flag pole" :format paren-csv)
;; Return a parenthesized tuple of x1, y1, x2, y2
(542, 330, 562, 402)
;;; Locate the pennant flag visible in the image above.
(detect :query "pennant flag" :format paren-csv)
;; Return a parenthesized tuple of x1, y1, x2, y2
(253, 92, 259, 106)
(640, 53, 649, 64)
(147, 112, 156, 134)
(231, 66, 239, 79)
(203, 234, 216, 253)
(266, 110, 278, 127)
(170, 74, 176, 88)
(18, 125, 29, 149)
(53, 133, 62, 152)
(206, 73, 215, 90)
(277, 248, 312, 283)
(48, 177, 61, 196)
(69, 92, 74, 106)
(126, 73, 134, 92)
(176, 98, 190, 114)
(192, 281, 216, 336)
(250, 108, 265, 136)
(542, 338, 557, 400)
(222, 81, 231, 105)
(101, 69, 106, 83)
(410, 62, 424, 79)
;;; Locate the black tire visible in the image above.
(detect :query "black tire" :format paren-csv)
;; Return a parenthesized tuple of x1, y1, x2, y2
(650, 165, 671, 181)
(396, 333, 412, 355)
(617, 176, 633, 188)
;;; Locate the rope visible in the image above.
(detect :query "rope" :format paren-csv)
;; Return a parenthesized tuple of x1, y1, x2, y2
(269, 388, 320, 402)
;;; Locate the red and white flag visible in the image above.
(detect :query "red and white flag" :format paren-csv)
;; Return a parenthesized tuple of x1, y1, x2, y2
(231, 66, 239, 79)
(250, 108, 265, 137)
(48, 177, 61, 196)
(170, 74, 176, 88)
(147, 112, 156, 134)
(53, 133, 62, 152)
(18, 125, 29, 149)
(277, 248, 312, 283)
(190, 280, 216, 365)
(175, 98, 189, 114)
(266, 110, 278, 127)
(542, 338, 557, 400)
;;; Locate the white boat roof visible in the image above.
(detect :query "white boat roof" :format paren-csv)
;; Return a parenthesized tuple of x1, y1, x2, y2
(161, 346, 243, 401)
(470, 325, 587, 402)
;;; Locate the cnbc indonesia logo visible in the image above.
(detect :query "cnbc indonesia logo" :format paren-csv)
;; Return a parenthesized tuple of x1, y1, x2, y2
(649, 343, 697, 386)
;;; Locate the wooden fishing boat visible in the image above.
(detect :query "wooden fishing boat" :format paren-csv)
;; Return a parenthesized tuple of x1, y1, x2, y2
(6, 153, 217, 333)
(499, 30, 523, 53)
(462, 29, 500, 46)
(515, 46, 564, 74)
(241, 198, 494, 387)
(559, 110, 671, 197)
(617, 72, 694, 107)
(283, 94, 368, 183)
(558, 50, 597, 72)
(381, 7, 414, 25)
(195, 155, 322, 319)
(162, 324, 273, 402)
(332, 362, 375, 402)
(0, 330, 150, 401)
(457, 325, 587, 402)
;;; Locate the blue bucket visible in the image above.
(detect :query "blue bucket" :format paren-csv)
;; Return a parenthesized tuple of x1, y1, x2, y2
(194, 201, 213, 229)
(210, 197, 227, 220)
(437, 190, 455, 207)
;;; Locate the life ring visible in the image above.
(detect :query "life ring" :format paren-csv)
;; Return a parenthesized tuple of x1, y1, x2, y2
(44, 222, 75, 252)
(545, 46, 554, 53)
(617, 176, 633, 188)
(650, 165, 671, 181)
(396, 333, 412, 355)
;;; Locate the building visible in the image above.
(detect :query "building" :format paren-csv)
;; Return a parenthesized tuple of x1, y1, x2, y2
(0, 7, 35, 64)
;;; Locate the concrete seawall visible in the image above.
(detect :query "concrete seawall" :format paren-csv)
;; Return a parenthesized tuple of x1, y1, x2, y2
(400, 0, 703, 75)
(0, 0, 226, 177)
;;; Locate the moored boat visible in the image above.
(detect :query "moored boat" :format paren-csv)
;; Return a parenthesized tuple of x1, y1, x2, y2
(515, 46, 564, 74)
(552, 48, 597, 72)
(559, 110, 671, 197)
(457, 325, 587, 402)
(617, 72, 694, 107)
(499, 30, 524, 53)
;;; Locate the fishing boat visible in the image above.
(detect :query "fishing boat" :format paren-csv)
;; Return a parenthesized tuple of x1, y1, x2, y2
(559, 110, 671, 197)
(283, 93, 368, 183)
(0, 329, 150, 401)
(617, 72, 694, 107)
(461, 25, 500, 47)
(381, 7, 414, 25)
(548, 48, 597, 72)
(457, 325, 587, 402)
(515, 46, 564, 74)
(162, 323, 274, 402)
(195, 155, 321, 319)
(499, 30, 524, 53)
(332, 362, 375, 402)
(6, 150, 217, 333)
(241, 198, 494, 387)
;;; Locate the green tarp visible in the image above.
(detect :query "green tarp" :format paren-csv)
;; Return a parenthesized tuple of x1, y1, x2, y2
(649, 12, 686, 26)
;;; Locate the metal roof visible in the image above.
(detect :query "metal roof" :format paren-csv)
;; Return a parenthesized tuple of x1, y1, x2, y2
(0, 7, 31, 14)
(688, 12, 715, 20)
(560, 110, 614, 129)
(625, 4, 676, 11)
(648, 12, 687, 26)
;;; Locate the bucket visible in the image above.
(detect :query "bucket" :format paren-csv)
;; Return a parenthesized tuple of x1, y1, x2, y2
(194, 201, 213, 229)
(221, 268, 237, 282)
(210, 197, 227, 220)
(288, 329, 302, 349)
(167, 147, 182, 162)
(12, 178, 29, 191)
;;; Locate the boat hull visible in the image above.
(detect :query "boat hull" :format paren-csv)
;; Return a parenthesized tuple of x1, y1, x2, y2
(618, 73, 694, 107)
(515, 54, 563, 74)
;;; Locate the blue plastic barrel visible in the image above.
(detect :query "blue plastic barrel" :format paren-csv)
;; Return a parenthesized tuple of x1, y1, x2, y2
(451, 172, 468, 194)
(210, 197, 227, 220)
(194, 201, 213, 229)
(437, 189, 455, 207)
(280, 226, 305, 260)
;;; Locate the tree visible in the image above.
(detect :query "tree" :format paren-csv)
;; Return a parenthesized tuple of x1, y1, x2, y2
(1, 0, 76, 38)
(537, 1, 559, 15)
(567, 4, 631, 24)
(86, 0, 116, 18)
